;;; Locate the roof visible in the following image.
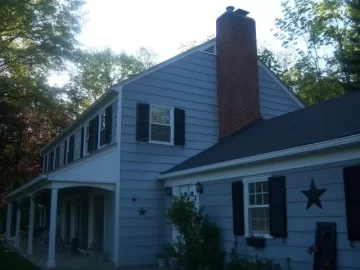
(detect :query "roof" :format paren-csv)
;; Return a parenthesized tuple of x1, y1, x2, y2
(163, 91, 360, 175)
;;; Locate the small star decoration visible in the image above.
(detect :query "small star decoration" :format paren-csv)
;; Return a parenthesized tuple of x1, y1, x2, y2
(301, 178, 326, 210)
(131, 196, 137, 202)
(138, 206, 147, 216)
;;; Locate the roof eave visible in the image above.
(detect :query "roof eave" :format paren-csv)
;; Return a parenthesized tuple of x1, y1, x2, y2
(158, 133, 360, 180)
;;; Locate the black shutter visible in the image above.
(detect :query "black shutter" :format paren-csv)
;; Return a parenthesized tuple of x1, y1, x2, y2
(136, 103, 150, 141)
(63, 140, 67, 165)
(343, 165, 360, 241)
(80, 127, 84, 158)
(68, 135, 75, 163)
(174, 108, 185, 146)
(48, 151, 54, 171)
(93, 115, 99, 151)
(269, 176, 287, 238)
(44, 155, 48, 173)
(232, 181, 244, 235)
(55, 146, 60, 169)
(105, 105, 112, 144)
(88, 119, 95, 154)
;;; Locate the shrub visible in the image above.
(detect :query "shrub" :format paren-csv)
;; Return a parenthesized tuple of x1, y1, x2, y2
(166, 196, 225, 270)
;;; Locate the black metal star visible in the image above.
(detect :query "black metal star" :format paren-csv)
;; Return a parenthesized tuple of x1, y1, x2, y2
(131, 196, 137, 202)
(138, 206, 147, 216)
(301, 178, 326, 210)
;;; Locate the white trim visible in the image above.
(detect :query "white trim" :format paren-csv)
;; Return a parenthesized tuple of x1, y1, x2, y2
(113, 85, 123, 266)
(149, 104, 174, 145)
(83, 121, 90, 157)
(160, 134, 360, 180)
(257, 61, 304, 108)
(243, 175, 272, 239)
(98, 109, 106, 149)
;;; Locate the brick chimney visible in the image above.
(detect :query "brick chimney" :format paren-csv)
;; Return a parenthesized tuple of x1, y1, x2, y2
(216, 7, 260, 139)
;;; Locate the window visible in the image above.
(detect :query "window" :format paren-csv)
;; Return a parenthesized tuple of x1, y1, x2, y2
(244, 177, 270, 236)
(150, 105, 173, 144)
(99, 110, 106, 147)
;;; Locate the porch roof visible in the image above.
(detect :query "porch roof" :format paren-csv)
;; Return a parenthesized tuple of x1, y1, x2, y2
(5, 174, 47, 201)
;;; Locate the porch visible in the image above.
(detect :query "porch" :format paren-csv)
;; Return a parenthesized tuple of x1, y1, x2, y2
(5, 176, 117, 269)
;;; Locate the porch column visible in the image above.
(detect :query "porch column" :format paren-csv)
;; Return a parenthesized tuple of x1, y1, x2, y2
(14, 200, 21, 249)
(27, 196, 35, 255)
(88, 193, 94, 248)
(6, 202, 12, 240)
(47, 188, 58, 269)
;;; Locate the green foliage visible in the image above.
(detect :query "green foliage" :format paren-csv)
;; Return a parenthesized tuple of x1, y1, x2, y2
(166, 196, 225, 270)
(227, 242, 293, 270)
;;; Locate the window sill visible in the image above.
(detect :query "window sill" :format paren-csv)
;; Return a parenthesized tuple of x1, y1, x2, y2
(149, 140, 174, 146)
(245, 234, 273, 239)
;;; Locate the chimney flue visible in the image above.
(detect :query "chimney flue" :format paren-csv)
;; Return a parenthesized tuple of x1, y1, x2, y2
(226, 6, 235, 12)
(216, 7, 260, 139)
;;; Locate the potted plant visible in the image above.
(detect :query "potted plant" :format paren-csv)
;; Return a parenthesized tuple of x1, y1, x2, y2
(245, 234, 266, 248)
(88, 242, 98, 261)
(157, 253, 167, 268)
(164, 243, 176, 267)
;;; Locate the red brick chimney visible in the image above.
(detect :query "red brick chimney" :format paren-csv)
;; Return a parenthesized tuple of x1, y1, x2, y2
(216, 7, 260, 139)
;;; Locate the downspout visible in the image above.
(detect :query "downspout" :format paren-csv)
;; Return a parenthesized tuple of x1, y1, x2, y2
(113, 85, 123, 266)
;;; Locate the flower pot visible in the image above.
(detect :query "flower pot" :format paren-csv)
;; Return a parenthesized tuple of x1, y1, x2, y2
(245, 237, 266, 248)
(158, 258, 167, 268)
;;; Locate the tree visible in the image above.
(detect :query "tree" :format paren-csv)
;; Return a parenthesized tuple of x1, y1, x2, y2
(64, 47, 156, 116)
(0, 0, 84, 200)
(342, 1, 360, 91)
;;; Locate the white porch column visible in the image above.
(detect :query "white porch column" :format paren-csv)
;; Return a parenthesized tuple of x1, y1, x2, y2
(6, 202, 12, 240)
(27, 196, 35, 255)
(14, 200, 21, 249)
(88, 193, 94, 248)
(46, 188, 58, 269)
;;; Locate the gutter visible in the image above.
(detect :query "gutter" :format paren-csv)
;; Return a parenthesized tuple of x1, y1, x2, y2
(158, 133, 360, 180)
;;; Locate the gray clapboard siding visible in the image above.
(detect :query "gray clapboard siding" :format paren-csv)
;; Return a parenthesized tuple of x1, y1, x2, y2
(118, 49, 302, 266)
(199, 163, 360, 270)
(119, 51, 218, 266)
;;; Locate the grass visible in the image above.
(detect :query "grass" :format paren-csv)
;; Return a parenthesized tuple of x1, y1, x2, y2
(0, 244, 40, 270)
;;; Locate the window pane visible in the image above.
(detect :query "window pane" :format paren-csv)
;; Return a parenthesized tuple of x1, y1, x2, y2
(256, 182, 262, 193)
(250, 208, 258, 219)
(259, 219, 266, 231)
(263, 193, 269, 204)
(249, 194, 255, 205)
(151, 124, 170, 142)
(151, 107, 170, 125)
(256, 194, 262, 205)
(263, 181, 269, 192)
(251, 219, 258, 232)
(249, 183, 255, 193)
(264, 208, 269, 219)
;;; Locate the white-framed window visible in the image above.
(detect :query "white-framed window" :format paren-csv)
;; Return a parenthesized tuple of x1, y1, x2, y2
(84, 122, 90, 156)
(98, 109, 106, 148)
(243, 176, 271, 237)
(149, 105, 174, 144)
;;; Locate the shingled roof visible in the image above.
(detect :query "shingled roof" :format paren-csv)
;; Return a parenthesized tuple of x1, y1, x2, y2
(163, 91, 360, 174)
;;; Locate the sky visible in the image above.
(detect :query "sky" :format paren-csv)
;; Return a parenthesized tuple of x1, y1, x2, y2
(78, 0, 284, 62)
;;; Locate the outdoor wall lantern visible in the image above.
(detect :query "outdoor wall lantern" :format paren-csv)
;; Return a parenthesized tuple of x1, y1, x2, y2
(195, 182, 203, 194)
(165, 186, 173, 196)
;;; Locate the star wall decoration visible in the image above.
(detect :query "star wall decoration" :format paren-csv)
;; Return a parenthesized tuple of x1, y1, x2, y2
(301, 178, 326, 210)
(131, 196, 137, 202)
(138, 206, 147, 216)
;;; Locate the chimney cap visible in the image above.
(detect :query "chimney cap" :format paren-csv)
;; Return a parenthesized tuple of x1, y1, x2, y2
(234, 8, 249, 16)
(226, 6, 235, 12)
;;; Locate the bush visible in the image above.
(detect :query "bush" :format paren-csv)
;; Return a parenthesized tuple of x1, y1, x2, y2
(166, 196, 225, 270)
(227, 242, 293, 270)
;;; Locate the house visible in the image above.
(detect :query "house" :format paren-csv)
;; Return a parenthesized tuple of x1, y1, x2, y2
(4, 6, 360, 270)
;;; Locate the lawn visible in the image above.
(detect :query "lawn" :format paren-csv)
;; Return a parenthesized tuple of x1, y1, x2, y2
(0, 244, 40, 270)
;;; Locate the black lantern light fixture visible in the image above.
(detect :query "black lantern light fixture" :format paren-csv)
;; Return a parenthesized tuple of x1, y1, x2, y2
(165, 186, 173, 196)
(195, 182, 203, 194)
